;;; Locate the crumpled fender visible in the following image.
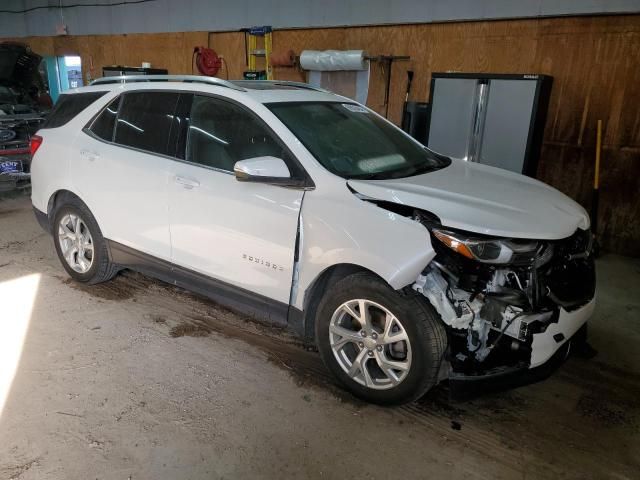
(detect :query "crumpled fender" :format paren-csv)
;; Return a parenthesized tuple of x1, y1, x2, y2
(294, 187, 434, 310)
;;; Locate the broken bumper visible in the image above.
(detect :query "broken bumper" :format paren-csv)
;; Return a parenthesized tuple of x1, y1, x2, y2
(530, 297, 595, 368)
(448, 298, 595, 400)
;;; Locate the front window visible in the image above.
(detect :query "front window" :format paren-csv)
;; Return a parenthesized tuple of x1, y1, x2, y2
(186, 95, 290, 172)
(267, 102, 450, 180)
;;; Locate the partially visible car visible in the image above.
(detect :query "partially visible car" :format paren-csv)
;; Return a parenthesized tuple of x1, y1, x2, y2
(0, 42, 48, 190)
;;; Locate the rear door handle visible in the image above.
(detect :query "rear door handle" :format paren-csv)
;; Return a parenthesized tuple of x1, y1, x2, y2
(174, 175, 200, 189)
(80, 149, 99, 161)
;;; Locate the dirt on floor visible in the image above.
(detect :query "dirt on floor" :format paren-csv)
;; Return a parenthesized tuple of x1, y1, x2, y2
(0, 195, 639, 479)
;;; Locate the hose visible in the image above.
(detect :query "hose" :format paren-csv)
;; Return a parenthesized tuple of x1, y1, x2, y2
(486, 311, 527, 353)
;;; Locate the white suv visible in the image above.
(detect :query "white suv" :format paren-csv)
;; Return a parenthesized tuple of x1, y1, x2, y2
(30, 76, 595, 404)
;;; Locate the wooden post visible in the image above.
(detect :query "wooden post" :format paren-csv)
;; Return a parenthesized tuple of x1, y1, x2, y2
(591, 119, 602, 235)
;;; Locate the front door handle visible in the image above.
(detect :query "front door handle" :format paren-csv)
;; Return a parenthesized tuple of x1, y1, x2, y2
(174, 175, 200, 189)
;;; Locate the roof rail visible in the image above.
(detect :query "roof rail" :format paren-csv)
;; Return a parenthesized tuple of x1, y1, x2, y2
(90, 75, 246, 92)
(231, 80, 328, 92)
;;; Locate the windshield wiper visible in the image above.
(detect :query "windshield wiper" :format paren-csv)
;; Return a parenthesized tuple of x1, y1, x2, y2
(391, 159, 450, 178)
(348, 172, 392, 180)
(406, 164, 438, 176)
(348, 157, 451, 181)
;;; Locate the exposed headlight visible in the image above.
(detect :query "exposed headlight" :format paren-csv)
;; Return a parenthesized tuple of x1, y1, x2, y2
(432, 229, 538, 265)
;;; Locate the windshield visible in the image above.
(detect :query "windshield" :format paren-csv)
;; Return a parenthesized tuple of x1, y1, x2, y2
(266, 101, 450, 180)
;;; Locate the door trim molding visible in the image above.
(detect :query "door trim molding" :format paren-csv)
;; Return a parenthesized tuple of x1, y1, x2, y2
(106, 239, 291, 328)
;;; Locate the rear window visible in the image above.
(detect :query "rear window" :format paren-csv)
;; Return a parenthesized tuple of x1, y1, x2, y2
(88, 96, 120, 142)
(113, 91, 180, 156)
(41, 91, 107, 129)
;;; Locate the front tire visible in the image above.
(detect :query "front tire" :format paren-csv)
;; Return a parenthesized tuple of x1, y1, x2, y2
(53, 200, 119, 284)
(315, 272, 447, 405)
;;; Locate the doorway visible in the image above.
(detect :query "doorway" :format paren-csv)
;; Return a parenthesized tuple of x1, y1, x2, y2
(43, 55, 83, 102)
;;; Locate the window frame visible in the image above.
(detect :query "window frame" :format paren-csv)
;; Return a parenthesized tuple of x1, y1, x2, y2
(83, 89, 182, 161)
(83, 89, 315, 189)
(84, 95, 122, 143)
(113, 90, 182, 157)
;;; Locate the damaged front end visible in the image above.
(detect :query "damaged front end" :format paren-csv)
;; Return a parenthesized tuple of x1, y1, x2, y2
(411, 211, 596, 389)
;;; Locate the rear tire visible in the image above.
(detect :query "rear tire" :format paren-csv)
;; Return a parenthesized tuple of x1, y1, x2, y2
(52, 199, 119, 285)
(315, 272, 447, 405)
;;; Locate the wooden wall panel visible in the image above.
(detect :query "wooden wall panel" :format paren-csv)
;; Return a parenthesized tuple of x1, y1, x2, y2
(5, 14, 640, 255)
(7, 32, 209, 81)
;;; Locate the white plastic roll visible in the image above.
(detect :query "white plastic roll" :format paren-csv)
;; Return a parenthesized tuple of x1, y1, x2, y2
(299, 50, 368, 71)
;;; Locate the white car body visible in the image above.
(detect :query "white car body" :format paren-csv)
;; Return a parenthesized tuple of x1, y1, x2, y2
(31, 77, 596, 398)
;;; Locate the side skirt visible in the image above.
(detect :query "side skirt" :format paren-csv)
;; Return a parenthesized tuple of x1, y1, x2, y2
(107, 240, 294, 329)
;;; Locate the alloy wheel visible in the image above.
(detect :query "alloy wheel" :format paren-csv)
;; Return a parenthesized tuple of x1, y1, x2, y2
(329, 299, 412, 390)
(58, 213, 94, 274)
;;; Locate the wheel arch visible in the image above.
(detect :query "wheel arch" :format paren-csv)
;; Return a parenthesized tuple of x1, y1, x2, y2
(46, 189, 94, 231)
(48, 188, 121, 284)
(48, 189, 89, 217)
(298, 263, 389, 343)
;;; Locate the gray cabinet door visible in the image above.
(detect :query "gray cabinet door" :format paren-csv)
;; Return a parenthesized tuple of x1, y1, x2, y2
(427, 78, 477, 160)
(479, 79, 538, 173)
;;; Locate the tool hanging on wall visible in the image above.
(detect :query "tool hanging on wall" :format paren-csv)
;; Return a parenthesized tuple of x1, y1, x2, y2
(591, 119, 603, 246)
(193, 47, 222, 77)
(242, 26, 273, 80)
(367, 55, 410, 118)
(400, 70, 429, 145)
(401, 70, 414, 122)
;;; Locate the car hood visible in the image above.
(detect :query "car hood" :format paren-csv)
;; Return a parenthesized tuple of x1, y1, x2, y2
(0, 42, 42, 89)
(347, 159, 589, 240)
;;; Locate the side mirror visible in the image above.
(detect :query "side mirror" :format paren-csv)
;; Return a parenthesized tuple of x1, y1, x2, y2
(234, 156, 295, 185)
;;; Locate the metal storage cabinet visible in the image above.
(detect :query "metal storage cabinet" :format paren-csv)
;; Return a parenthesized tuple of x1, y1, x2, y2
(426, 73, 552, 177)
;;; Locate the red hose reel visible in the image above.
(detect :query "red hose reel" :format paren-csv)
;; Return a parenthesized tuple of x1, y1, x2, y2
(194, 47, 222, 76)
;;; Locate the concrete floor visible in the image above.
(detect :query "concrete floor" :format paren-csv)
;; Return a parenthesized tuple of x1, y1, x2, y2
(0, 195, 639, 480)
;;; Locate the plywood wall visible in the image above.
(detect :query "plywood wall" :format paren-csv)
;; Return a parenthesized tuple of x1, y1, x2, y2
(19, 31, 210, 81)
(7, 15, 640, 256)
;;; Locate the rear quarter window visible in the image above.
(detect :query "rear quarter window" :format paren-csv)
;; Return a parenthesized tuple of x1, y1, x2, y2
(41, 91, 108, 129)
(87, 96, 120, 142)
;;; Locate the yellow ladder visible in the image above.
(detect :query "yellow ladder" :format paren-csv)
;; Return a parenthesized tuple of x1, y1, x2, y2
(244, 26, 273, 80)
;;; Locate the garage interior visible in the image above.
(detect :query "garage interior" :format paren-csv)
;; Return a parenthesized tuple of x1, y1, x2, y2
(1, 1, 639, 478)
